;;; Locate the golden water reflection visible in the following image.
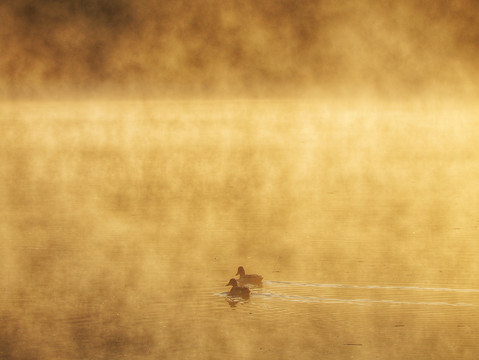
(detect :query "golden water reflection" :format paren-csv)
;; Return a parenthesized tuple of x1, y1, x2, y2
(1, 100, 479, 359)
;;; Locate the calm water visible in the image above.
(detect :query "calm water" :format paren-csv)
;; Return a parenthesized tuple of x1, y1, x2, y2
(1, 100, 479, 359)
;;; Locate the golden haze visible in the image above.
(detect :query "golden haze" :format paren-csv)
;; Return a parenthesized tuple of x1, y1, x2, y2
(0, 0, 478, 99)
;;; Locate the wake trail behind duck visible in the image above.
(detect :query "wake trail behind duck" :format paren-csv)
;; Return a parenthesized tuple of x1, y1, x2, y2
(252, 292, 476, 307)
(264, 281, 479, 293)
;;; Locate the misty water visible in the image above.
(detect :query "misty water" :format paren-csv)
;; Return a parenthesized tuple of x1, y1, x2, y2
(1, 100, 479, 359)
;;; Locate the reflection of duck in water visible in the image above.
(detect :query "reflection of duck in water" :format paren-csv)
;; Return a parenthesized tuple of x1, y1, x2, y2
(236, 266, 263, 287)
(226, 297, 241, 308)
(225, 278, 250, 298)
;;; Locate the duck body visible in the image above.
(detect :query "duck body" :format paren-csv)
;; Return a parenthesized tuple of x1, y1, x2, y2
(236, 266, 263, 287)
(225, 278, 250, 298)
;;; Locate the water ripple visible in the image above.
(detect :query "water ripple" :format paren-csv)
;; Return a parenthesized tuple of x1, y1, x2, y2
(253, 292, 476, 307)
(265, 280, 479, 293)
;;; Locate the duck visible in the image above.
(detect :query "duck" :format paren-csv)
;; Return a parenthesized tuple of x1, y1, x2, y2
(225, 278, 250, 298)
(236, 266, 263, 287)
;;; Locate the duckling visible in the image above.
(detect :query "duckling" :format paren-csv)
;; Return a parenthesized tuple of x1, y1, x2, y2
(225, 278, 250, 298)
(236, 266, 263, 287)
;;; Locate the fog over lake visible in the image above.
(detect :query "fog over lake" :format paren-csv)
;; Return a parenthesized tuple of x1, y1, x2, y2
(2, 0, 479, 358)
(1, 100, 479, 359)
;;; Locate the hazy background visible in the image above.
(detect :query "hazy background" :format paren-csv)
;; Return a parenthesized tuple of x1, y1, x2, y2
(1, 0, 479, 100)
(2, 2, 479, 359)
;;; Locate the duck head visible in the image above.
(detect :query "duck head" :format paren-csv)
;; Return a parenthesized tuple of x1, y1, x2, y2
(236, 266, 245, 276)
(225, 278, 238, 287)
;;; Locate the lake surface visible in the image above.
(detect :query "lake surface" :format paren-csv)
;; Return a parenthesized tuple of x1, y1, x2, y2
(1, 99, 479, 359)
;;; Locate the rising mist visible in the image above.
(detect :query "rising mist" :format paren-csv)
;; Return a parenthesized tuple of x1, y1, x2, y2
(1, 0, 478, 99)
